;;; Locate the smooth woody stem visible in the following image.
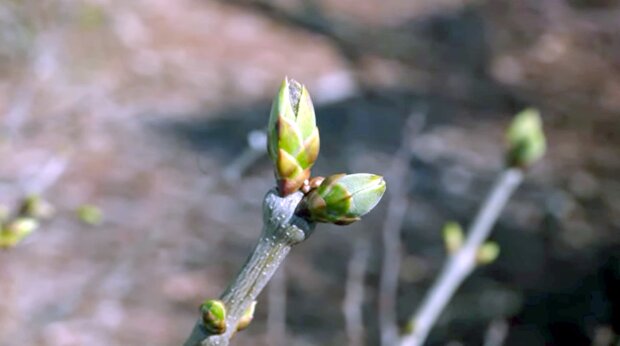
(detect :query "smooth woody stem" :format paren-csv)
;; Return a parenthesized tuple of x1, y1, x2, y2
(184, 190, 314, 346)
(399, 168, 523, 346)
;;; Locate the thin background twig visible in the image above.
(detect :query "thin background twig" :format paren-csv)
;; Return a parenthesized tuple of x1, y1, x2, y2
(343, 238, 371, 346)
(379, 111, 426, 346)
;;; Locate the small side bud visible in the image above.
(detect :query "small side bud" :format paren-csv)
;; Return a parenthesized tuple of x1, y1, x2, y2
(506, 108, 546, 168)
(300, 173, 386, 225)
(442, 222, 464, 254)
(18, 195, 55, 219)
(200, 299, 227, 335)
(476, 241, 500, 265)
(267, 77, 320, 196)
(236, 301, 257, 332)
(77, 204, 103, 226)
(402, 320, 415, 334)
(0, 217, 39, 248)
(301, 176, 325, 194)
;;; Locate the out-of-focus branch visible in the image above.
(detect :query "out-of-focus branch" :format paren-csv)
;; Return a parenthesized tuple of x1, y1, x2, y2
(399, 169, 523, 346)
(0, 155, 68, 248)
(400, 108, 545, 346)
(343, 238, 370, 346)
(379, 113, 425, 346)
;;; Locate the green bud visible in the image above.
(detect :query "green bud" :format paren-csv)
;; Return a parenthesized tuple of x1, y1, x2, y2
(0, 217, 39, 248)
(200, 299, 227, 335)
(442, 222, 464, 254)
(236, 300, 256, 332)
(402, 320, 415, 334)
(77, 204, 103, 226)
(301, 173, 386, 225)
(506, 108, 546, 168)
(19, 195, 54, 219)
(268, 77, 320, 196)
(476, 241, 500, 265)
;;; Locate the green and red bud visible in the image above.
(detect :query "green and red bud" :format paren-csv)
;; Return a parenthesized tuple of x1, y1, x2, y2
(200, 299, 227, 335)
(268, 78, 320, 196)
(300, 173, 386, 225)
(506, 108, 546, 168)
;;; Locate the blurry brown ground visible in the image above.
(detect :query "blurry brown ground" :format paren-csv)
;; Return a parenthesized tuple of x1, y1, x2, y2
(1, 0, 620, 345)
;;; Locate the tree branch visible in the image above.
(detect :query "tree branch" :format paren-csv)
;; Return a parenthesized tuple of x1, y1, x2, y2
(399, 168, 523, 346)
(183, 189, 314, 346)
(379, 113, 425, 346)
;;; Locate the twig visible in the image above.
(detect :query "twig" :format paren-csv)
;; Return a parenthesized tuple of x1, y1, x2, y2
(399, 169, 523, 346)
(343, 238, 370, 346)
(379, 113, 425, 346)
(267, 264, 287, 346)
(183, 190, 314, 346)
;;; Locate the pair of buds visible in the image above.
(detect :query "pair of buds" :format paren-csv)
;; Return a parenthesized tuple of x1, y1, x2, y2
(201, 299, 256, 335)
(267, 78, 386, 225)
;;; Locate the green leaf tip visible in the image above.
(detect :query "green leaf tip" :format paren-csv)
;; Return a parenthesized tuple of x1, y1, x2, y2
(77, 204, 103, 226)
(300, 173, 387, 225)
(506, 108, 546, 168)
(268, 77, 320, 196)
(442, 222, 464, 253)
(200, 299, 227, 335)
(476, 241, 500, 265)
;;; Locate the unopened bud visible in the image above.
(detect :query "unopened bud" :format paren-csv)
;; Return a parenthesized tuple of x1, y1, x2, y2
(19, 195, 54, 219)
(236, 301, 256, 332)
(0, 217, 39, 248)
(300, 173, 386, 225)
(268, 78, 320, 196)
(442, 222, 464, 253)
(506, 108, 546, 168)
(200, 299, 227, 335)
(476, 241, 500, 265)
(77, 204, 103, 226)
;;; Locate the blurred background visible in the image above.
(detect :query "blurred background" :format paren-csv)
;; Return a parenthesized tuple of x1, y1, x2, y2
(1, 0, 619, 345)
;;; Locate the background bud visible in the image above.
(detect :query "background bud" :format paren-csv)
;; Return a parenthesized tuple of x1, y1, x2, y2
(18, 195, 55, 219)
(442, 222, 464, 253)
(77, 204, 104, 226)
(302, 173, 386, 225)
(200, 299, 227, 335)
(0, 217, 39, 248)
(506, 108, 546, 168)
(267, 78, 320, 196)
(476, 241, 500, 265)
